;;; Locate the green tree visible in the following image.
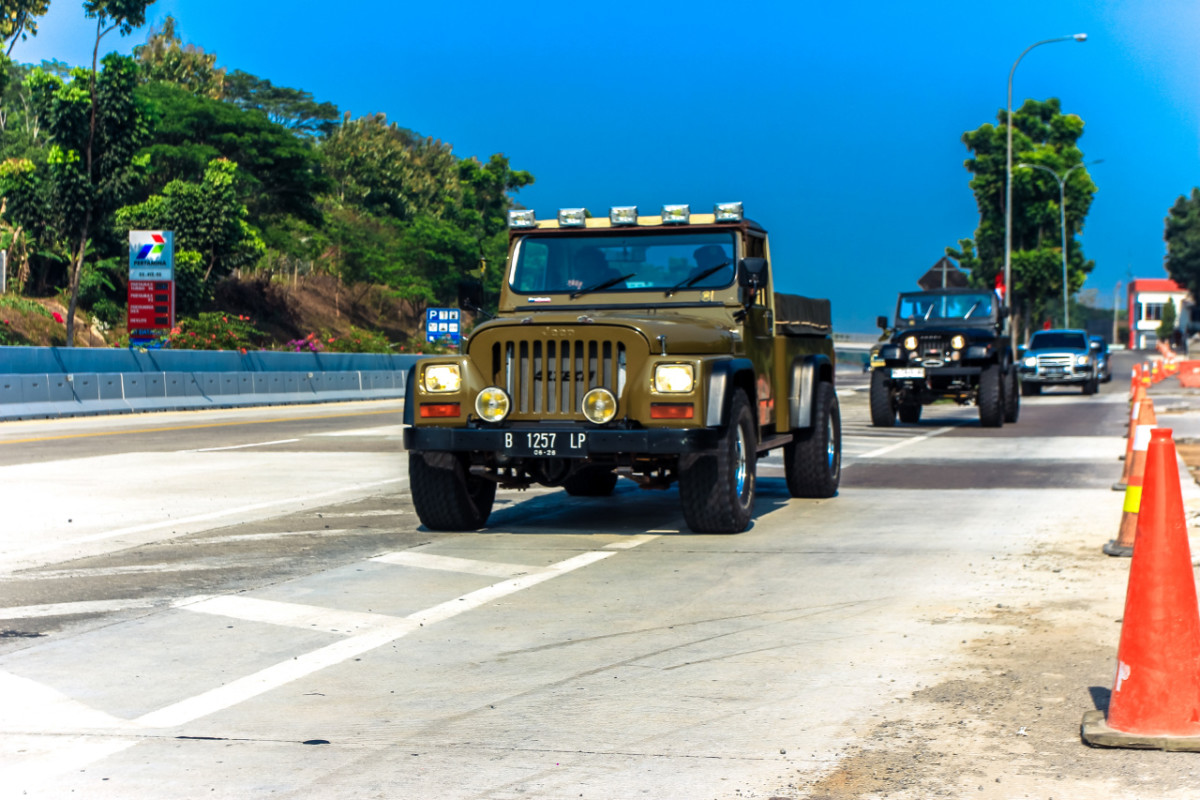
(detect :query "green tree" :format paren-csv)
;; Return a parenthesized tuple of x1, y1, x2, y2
(1158, 297, 1177, 343)
(133, 15, 224, 99)
(1165, 188, 1200, 298)
(224, 69, 338, 139)
(0, 0, 49, 56)
(950, 98, 1097, 334)
(115, 157, 264, 284)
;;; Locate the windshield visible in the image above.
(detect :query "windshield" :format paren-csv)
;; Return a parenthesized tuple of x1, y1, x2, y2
(1029, 332, 1088, 350)
(896, 291, 994, 324)
(510, 232, 736, 295)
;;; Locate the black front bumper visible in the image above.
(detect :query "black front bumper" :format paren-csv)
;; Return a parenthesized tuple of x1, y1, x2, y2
(404, 425, 724, 456)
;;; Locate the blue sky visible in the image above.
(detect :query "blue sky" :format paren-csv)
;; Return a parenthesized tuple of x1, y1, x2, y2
(14, 0, 1200, 332)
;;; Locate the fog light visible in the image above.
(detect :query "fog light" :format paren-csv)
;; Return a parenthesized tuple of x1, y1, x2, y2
(475, 386, 510, 422)
(582, 387, 617, 423)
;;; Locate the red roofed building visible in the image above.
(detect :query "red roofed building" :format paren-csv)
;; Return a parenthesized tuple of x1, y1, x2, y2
(1128, 278, 1189, 349)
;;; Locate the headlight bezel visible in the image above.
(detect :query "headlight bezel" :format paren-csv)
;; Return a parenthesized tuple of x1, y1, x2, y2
(653, 363, 695, 394)
(422, 363, 462, 393)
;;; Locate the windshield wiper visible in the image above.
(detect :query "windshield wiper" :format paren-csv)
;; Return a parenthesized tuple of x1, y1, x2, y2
(570, 272, 636, 300)
(666, 261, 730, 297)
(964, 301, 980, 319)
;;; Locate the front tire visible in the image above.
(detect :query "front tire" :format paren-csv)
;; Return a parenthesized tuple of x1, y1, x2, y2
(679, 389, 756, 533)
(1082, 374, 1098, 395)
(785, 381, 841, 498)
(869, 369, 896, 427)
(409, 451, 496, 531)
(978, 364, 1004, 428)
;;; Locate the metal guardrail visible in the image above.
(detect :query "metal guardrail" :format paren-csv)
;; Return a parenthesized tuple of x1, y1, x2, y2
(0, 346, 421, 421)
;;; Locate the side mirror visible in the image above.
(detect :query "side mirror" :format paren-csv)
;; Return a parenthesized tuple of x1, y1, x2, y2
(876, 315, 889, 331)
(458, 278, 484, 312)
(1090, 340, 1103, 351)
(737, 257, 768, 289)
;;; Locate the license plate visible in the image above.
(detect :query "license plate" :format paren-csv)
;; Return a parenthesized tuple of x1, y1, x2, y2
(891, 368, 925, 379)
(502, 431, 589, 458)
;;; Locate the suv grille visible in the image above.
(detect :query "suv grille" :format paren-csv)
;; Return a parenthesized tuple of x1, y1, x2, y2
(470, 327, 646, 420)
(1036, 354, 1075, 373)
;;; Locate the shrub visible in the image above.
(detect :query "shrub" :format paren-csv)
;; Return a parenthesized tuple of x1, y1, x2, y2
(160, 312, 266, 350)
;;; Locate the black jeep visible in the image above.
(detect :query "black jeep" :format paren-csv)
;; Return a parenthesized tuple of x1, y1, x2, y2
(870, 288, 1018, 428)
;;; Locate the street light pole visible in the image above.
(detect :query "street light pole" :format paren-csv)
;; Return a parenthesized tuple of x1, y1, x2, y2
(1005, 33, 1087, 342)
(1016, 159, 1101, 327)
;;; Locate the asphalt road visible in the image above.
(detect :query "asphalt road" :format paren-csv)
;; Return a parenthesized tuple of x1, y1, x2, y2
(2, 354, 1190, 799)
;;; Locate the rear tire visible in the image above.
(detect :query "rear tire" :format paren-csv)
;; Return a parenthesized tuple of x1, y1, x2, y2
(562, 467, 618, 497)
(898, 403, 921, 424)
(785, 381, 841, 498)
(869, 369, 896, 427)
(679, 389, 756, 533)
(978, 364, 1004, 428)
(1004, 367, 1020, 423)
(409, 451, 496, 531)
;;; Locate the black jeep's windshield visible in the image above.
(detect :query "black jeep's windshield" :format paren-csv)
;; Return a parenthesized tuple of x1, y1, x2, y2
(510, 232, 736, 295)
(896, 291, 994, 325)
(1029, 332, 1088, 350)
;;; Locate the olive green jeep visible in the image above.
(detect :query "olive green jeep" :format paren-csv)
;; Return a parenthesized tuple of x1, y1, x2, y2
(403, 202, 840, 533)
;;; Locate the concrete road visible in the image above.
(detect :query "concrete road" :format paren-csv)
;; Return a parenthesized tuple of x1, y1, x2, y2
(2, 358, 1196, 799)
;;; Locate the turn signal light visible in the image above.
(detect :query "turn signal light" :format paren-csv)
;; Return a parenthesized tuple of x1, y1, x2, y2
(650, 403, 694, 419)
(419, 403, 461, 418)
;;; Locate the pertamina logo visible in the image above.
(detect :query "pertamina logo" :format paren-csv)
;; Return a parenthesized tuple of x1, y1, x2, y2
(136, 233, 167, 261)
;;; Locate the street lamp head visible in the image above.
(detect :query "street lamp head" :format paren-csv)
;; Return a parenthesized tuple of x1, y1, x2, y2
(1073, 33, 1088, 42)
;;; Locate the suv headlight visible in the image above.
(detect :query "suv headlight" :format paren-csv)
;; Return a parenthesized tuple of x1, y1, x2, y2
(1076, 355, 1090, 366)
(653, 363, 694, 393)
(422, 364, 462, 393)
(1024, 356, 1037, 367)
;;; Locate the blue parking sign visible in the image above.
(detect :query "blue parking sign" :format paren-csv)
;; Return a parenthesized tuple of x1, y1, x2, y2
(426, 307, 461, 345)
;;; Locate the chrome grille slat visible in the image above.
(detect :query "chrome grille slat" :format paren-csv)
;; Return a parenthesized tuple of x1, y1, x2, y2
(486, 335, 628, 419)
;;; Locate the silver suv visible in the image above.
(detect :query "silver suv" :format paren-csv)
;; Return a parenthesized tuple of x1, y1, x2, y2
(1018, 329, 1098, 395)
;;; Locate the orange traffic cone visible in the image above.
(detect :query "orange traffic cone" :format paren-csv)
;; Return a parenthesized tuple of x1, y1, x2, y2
(1083, 428, 1200, 749)
(1112, 396, 1157, 496)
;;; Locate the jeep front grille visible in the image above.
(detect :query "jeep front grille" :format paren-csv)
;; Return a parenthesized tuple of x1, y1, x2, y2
(490, 338, 627, 417)
(916, 334, 949, 358)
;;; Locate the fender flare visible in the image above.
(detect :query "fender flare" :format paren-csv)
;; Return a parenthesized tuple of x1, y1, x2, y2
(402, 365, 416, 425)
(790, 354, 834, 429)
(705, 358, 756, 427)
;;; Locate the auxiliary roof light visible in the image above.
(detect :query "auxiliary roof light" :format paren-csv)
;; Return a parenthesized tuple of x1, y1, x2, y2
(558, 208, 587, 227)
(508, 209, 536, 229)
(661, 204, 690, 225)
(714, 202, 744, 222)
(610, 206, 638, 226)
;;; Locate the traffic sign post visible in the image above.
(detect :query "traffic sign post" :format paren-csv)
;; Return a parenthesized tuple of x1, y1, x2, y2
(425, 307, 461, 347)
(127, 231, 175, 345)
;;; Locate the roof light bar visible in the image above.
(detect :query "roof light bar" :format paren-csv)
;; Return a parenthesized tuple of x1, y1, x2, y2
(714, 201, 744, 222)
(661, 204, 690, 225)
(558, 208, 587, 227)
(609, 206, 638, 226)
(508, 209, 536, 228)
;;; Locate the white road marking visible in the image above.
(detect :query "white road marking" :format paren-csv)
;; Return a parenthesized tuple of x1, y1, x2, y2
(184, 439, 300, 452)
(3, 477, 407, 566)
(857, 426, 956, 459)
(315, 509, 404, 518)
(0, 670, 134, 731)
(0, 598, 160, 619)
(17, 563, 225, 580)
(311, 425, 406, 437)
(137, 546, 640, 729)
(179, 595, 405, 635)
(201, 528, 359, 544)
(371, 550, 535, 577)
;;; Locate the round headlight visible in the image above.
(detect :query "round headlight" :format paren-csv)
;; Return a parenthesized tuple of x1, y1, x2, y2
(582, 387, 618, 424)
(951, 335, 966, 350)
(903, 335, 918, 351)
(654, 363, 695, 393)
(475, 386, 510, 422)
(423, 364, 461, 393)
(1024, 356, 1037, 367)
(1077, 355, 1090, 366)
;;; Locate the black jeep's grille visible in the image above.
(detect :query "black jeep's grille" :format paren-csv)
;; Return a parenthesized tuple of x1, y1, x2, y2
(490, 338, 627, 417)
(916, 334, 951, 358)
